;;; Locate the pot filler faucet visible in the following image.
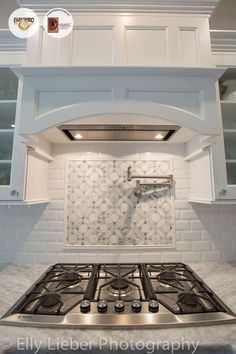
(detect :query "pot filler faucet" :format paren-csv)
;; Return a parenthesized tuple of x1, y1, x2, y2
(127, 166, 173, 203)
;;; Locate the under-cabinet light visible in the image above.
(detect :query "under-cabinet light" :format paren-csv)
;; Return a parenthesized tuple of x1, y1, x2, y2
(74, 133, 83, 140)
(155, 133, 165, 140)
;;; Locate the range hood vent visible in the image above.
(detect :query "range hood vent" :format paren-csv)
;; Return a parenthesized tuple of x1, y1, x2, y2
(59, 125, 180, 142)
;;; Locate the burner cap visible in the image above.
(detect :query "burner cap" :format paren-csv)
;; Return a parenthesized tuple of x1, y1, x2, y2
(158, 271, 177, 282)
(107, 279, 132, 297)
(62, 272, 82, 286)
(111, 279, 129, 290)
(41, 293, 61, 309)
(178, 292, 198, 306)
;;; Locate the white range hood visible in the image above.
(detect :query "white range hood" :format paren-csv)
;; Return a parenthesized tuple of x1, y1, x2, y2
(13, 66, 224, 143)
(11, 0, 223, 144)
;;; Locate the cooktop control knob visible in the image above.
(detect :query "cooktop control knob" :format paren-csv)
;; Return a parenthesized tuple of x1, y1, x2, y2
(97, 300, 108, 313)
(148, 299, 159, 313)
(80, 300, 91, 313)
(114, 300, 125, 312)
(132, 300, 142, 312)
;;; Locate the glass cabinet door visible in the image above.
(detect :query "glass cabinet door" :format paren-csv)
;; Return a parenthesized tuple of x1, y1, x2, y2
(0, 68, 18, 186)
(221, 102, 236, 185)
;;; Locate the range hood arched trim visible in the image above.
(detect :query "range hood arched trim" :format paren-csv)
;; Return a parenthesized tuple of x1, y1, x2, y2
(23, 100, 210, 136)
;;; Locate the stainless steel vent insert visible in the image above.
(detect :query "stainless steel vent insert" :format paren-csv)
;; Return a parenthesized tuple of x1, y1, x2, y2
(58, 125, 180, 141)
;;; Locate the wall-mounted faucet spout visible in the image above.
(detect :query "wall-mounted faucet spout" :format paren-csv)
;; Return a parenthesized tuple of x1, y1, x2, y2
(127, 166, 173, 203)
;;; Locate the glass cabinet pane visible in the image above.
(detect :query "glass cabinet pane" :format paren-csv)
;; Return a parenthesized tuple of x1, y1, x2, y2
(226, 162, 236, 185)
(221, 103, 236, 129)
(0, 68, 18, 100)
(0, 132, 14, 160)
(0, 163, 11, 185)
(0, 68, 18, 187)
(224, 132, 236, 160)
(0, 102, 16, 129)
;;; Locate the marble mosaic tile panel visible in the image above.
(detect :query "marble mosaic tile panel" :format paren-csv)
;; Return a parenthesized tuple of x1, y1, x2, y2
(65, 159, 175, 248)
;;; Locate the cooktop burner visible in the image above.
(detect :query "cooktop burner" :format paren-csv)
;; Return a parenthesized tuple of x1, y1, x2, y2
(61, 272, 83, 287)
(40, 293, 62, 309)
(1, 262, 236, 328)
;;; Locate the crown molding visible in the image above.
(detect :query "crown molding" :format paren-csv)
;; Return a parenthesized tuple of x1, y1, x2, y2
(0, 30, 26, 52)
(12, 66, 225, 81)
(16, 0, 219, 15)
(211, 30, 236, 53)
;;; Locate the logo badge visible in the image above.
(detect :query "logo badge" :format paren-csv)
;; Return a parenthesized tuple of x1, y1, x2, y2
(43, 8, 73, 38)
(8, 8, 39, 38)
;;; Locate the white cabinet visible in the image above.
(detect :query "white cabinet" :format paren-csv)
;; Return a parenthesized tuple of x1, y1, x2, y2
(211, 101, 236, 201)
(0, 68, 26, 200)
(0, 67, 51, 203)
(26, 14, 213, 67)
(187, 69, 236, 203)
(222, 102, 236, 186)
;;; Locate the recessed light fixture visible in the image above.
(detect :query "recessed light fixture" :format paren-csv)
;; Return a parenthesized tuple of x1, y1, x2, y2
(155, 133, 165, 140)
(11, 124, 15, 128)
(74, 133, 83, 140)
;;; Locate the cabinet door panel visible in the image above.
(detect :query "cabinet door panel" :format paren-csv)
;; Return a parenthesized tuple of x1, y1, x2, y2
(0, 162, 11, 185)
(0, 132, 14, 160)
(0, 69, 25, 200)
(226, 162, 236, 185)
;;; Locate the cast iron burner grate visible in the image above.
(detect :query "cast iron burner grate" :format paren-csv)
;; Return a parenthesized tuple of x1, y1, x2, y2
(10, 262, 231, 317)
(15, 264, 95, 315)
(146, 263, 224, 314)
(97, 264, 146, 302)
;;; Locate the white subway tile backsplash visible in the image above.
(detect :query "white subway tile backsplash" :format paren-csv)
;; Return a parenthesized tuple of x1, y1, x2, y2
(0, 145, 236, 263)
(161, 252, 182, 262)
(175, 241, 191, 251)
(48, 201, 64, 210)
(221, 231, 236, 240)
(47, 242, 63, 253)
(3, 242, 24, 252)
(42, 210, 60, 221)
(203, 252, 222, 261)
(213, 241, 233, 251)
(223, 251, 236, 262)
(182, 210, 198, 220)
(34, 221, 48, 231)
(182, 231, 201, 241)
(181, 252, 202, 262)
(175, 220, 190, 230)
(49, 190, 65, 200)
(191, 241, 212, 251)
(191, 220, 204, 230)
(48, 221, 64, 231)
(49, 180, 65, 190)
(201, 230, 221, 241)
(24, 242, 47, 253)
(175, 179, 190, 189)
(211, 218, 233, 232)
(174, 169, 189, 179)
(174, 200, 190, 210)
(175, 189, 189, 199)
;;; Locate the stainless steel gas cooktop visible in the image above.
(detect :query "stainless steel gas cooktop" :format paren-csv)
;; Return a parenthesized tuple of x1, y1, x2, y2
(1, 263, 236, 328)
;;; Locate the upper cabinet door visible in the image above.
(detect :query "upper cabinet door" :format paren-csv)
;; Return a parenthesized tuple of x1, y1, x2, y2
(211, 72, 236, 201)
(220, 100, 236, 199)
(0, 68, 26, 201)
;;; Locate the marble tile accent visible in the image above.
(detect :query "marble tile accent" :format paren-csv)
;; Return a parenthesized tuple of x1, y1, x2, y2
(65, 159, 174, 247)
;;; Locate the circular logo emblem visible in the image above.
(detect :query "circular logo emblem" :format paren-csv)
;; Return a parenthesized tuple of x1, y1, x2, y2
(43, 8, 73, 38)
(8, 8, 39, 38)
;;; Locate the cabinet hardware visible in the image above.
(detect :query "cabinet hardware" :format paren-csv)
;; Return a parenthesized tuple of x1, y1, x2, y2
(11, 190, 19, 197)
(219, 189, 227, 197)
